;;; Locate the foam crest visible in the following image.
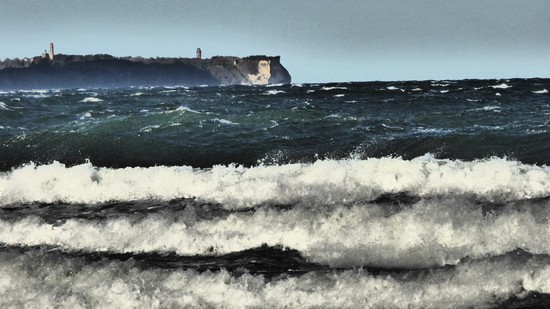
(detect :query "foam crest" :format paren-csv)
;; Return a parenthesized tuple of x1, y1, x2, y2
(1, 250, 549, 308)
(2, 157, 550, 208)
(492, 83, 512, 89)
(79, 97, 103, 103)
(263, 90, 285, 95)
(3, 199, 550, 268)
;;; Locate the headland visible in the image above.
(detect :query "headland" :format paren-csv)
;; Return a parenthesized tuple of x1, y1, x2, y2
(0, 44, 291, 90)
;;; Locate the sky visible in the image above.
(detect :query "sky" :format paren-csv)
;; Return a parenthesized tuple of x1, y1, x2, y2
(1, 0, 549, 83)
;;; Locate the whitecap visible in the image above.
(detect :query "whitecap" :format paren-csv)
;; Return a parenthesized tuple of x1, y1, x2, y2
(263, 90, 285, 95)
(5, 191, 550, 271)
(386, 86, 404, 92)
(79, 97, 103, 103)
(321, 86, 348, 91)
(1, 253, 547, 308)
(269, 120, 279, 128)
(333, 94, 345, 98)
(79, 112, 92, 119)
(382, 123, 403, 130)
(212, 118, 238, 125)
(467, 105, 501, 112)
(0, 102, 10, 110)
(440, 90, 449, 93)
(533, 89, 549, 94)
(139, 124, 161, 133)
(4, 156, 550, 212)
(491, 83, 511, 89)
(18, 89, 49, 94)
(130, 92, 144, 97)
(175, 106, 201, 114)
(415, 127, 454, 135)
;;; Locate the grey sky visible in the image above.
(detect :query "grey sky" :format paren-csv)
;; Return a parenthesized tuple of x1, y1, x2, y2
(1, 0, 549, 82)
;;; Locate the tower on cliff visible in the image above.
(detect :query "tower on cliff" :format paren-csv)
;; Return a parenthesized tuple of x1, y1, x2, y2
(49, 43, 54, 61)
(196, 48, 202, 59)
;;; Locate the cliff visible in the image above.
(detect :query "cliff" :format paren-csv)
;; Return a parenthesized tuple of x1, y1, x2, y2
(0, 54, 291, 90)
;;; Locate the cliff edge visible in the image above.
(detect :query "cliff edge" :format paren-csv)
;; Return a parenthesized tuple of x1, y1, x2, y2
(0, 54, 291, 90)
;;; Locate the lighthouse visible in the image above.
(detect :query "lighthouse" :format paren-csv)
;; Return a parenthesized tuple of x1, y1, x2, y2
(49, 42, 54, 61)
(196, 48, 202, 60)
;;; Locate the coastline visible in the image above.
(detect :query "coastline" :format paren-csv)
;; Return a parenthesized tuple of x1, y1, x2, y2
(0, 54, 291, 90)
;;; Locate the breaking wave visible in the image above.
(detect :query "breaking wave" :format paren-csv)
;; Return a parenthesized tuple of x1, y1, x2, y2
(1, 247, 549, 308)
(2, 155, 550, 208)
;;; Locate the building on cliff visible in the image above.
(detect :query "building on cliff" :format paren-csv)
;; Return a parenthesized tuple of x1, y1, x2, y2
(49, 43, 55, 61)
(196, 48, 202, 59)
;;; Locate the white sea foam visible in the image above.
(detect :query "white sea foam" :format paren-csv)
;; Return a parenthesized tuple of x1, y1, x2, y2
(130, 92, 144, 97)
(263, 90, 285, 95)
(175, 106, 201, 114)
(79, 97, 103, 103)
(492, 83, 511, 89)
(467, 105, 501, 112)
(533, 89, 549, 94)
(0, 249, 549, 308)
(2, 156, 550, 209)
(333, 94, 345, 98)
(212, 118, 238, 125)
(139, 125, 161, 133)
(18, 89, 49, 94)
(321, 86, 347, 91)
(79, 112, 92, 119)
(0, 102, 9, 110)
(415, 127, 454, 135)
(6, 198, 550, 268)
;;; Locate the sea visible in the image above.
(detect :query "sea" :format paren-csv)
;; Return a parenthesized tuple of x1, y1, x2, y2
(1, 78, 550, 308)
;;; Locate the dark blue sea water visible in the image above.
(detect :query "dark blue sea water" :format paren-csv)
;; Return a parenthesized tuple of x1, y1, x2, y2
(1, 78, 550, 307)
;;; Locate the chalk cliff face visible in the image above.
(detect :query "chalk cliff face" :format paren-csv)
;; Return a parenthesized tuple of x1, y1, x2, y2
(0, 54, 291, 90)
(201, 56, 290, 86)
